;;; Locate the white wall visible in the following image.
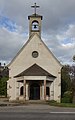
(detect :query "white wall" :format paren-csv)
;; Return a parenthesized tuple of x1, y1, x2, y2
(8, 34, 62, 102)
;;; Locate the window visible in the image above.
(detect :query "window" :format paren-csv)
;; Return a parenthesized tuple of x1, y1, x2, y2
(20, 86, 23, 96)
(46, 87, 50, 96)
(32, 51, 39, 58)
(32, 20, 39, 31)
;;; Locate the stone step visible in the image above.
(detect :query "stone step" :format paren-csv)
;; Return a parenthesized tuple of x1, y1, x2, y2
(24, 100, 47, 104)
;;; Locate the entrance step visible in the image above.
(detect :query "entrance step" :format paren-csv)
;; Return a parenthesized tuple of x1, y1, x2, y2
(9, 100, 48, 105)
(25, 100, 47, 104)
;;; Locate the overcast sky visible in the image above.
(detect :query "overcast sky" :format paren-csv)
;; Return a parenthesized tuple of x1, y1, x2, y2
(0, 0, 75, 65)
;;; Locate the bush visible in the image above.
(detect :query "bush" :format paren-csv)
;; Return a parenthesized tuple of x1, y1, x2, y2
(61, 91, 73, 103)
(0, 77, 8, 97)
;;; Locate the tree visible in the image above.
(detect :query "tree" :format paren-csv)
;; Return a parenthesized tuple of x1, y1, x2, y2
(73, 55, 75, 62)
(61, 65, 72, 97)
(72, 55, 75, 103)
(0, 64, 9, 97)
(0, 77, 8, 97)
(61, 65, 73, 103)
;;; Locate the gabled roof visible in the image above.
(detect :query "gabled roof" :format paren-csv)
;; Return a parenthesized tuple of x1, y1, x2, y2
(8, 34, 35, 67)
(8, 33, 62, 67)
(14, 64, 56, 78)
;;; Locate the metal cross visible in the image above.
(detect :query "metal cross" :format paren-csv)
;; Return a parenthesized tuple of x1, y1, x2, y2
(31, 3, 40, 14)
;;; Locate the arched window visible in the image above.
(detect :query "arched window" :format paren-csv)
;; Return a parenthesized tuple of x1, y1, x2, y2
(20, 86, 23, 96)
(32, 20, 39, 31)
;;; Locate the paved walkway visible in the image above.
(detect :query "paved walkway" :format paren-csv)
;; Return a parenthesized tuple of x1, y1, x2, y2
(0, 99, 75, 113)
(0, 103, 75, 113)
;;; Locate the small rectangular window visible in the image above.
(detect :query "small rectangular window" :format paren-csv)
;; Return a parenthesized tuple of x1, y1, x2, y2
(46, 87, 50, 96)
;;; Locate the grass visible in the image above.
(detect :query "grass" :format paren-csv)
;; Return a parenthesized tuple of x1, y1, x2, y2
(47, 100, 75, 108)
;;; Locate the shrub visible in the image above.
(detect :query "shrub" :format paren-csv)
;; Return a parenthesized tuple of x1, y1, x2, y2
(0, 77, 8, 97)
(61, 91, 73, 103)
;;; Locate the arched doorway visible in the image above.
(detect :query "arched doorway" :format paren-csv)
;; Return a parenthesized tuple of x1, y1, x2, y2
(30, 83, 40, 100)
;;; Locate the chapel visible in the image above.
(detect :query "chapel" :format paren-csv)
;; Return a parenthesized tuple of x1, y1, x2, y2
(7, 3, 62, 102)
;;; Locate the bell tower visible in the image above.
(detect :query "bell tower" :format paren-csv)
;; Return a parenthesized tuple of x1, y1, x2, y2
(28, 3, 43, 38)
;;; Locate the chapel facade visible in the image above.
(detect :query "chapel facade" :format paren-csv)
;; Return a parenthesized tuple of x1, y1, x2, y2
(7, 4, 62, 102)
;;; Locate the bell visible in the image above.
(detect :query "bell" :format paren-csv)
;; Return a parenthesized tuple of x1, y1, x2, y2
(34, 25, 37, 29)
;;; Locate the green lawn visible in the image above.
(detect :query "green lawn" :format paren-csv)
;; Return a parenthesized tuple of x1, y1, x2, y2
(47, 101, 75, 108)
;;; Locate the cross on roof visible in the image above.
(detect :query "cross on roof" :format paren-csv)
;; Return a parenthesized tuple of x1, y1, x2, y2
(31, 3, 40, 14)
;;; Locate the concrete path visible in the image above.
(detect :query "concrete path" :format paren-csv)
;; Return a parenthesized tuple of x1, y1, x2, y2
(0, 104, 75, 120)
(0, 104, 75, 113)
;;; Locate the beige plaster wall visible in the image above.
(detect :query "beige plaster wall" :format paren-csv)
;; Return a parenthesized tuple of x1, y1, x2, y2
(8, 34, 62, 102)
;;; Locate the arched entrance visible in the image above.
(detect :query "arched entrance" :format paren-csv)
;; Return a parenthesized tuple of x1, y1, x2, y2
(30, 83, 40, 100)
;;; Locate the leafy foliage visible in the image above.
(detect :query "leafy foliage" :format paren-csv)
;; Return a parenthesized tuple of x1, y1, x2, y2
(61, 91, 73, 103)
(0, 77, 8, 97)
(61, 65, 72, 97)
(73, 55, 75, 62)
(72, 55, 75, 103)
